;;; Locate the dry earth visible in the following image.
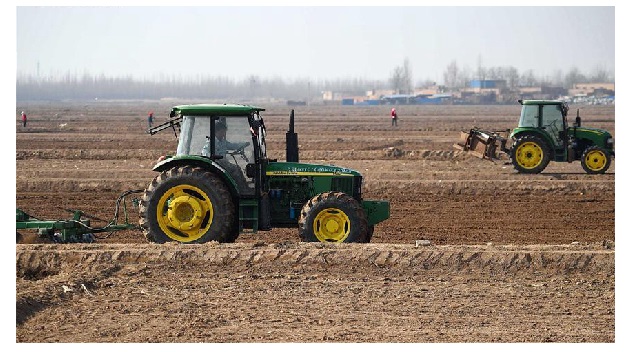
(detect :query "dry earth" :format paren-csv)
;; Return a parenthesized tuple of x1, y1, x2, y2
(15, 102, 615, 343)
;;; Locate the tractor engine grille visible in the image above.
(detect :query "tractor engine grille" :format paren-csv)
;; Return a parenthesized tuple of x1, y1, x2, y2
(331, 176, 362, 201)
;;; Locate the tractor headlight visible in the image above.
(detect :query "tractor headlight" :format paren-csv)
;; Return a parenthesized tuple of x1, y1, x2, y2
(607, 137, 613, 149)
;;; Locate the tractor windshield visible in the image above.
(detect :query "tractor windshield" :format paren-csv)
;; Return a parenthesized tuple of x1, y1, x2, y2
(519, 105, 539, 128)
(176, 116, 211, 156)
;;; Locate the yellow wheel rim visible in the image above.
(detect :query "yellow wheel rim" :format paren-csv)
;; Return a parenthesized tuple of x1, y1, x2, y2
(585, 150, 607, 171)
(515, 141, 544, 169)
(313, 208, 351, 242)
(156, 184, 213, 242)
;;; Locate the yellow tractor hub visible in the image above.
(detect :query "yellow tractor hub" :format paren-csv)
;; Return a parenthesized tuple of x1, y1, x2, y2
(156, 185, 213, 242)
(313, 208, 350, 242)
(516, 141, 543, 169)
(585, 150, 607, 171)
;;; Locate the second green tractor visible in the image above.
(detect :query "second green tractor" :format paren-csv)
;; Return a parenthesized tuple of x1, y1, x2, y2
(457, 99, 614, 174)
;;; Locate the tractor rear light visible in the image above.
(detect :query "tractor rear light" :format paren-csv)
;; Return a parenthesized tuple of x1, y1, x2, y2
(158, 155, 166, 162)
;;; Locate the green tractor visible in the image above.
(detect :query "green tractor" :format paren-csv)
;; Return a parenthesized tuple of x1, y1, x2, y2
(510, 99, 614, 174)
(456, 99, 614, 174)
(139, 104, 390, 244)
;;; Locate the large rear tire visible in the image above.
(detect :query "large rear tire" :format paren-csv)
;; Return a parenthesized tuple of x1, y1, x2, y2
(139, 166, 236, 243)
(510, 135, 550, 174)
(298, 192, 369, 243)
(581, 146, 611, 174)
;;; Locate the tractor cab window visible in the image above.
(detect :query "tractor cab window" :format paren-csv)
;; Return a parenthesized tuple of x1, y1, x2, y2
(542, 104, 565, 144)
(176, 115, 255, 195)
(519, 105, 539, 128)
(212, 116, 255, 195)
(176, 115, 209, 156)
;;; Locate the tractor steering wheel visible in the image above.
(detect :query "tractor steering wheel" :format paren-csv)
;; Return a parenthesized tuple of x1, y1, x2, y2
(228, 142, 250, 162)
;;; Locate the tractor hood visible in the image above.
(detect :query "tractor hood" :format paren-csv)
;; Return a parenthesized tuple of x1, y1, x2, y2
(575, 126, 612, 138)
(266, 162, 362, 177)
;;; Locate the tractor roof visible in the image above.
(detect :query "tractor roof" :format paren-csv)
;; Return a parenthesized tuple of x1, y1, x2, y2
(169, 104, 265, 117)
(518, 99, 565, 106)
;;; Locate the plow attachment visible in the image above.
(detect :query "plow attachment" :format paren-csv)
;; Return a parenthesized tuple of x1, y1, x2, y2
(16, 189, 143, 243)
(454, 128, 511, 161)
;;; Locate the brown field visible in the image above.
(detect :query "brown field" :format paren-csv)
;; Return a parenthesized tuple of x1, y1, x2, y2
(15, 101, 615, 343)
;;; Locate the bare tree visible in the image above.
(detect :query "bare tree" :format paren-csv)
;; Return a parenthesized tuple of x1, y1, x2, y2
(389, 58, 413, 94)
(475, 55, 487, 80)
(564, 67, 586, 89)
(520, 70, 537, 87)
(551, 69, 564, 87)
(458, 67, 471, 89)
(504, 67, 519, 89)
(443, 60, 459, 89)
(590, 65, 610, 83)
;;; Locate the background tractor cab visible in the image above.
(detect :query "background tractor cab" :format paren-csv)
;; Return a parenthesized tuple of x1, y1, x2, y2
(510, 99, 614, 174)
(140, 104, 389, 244)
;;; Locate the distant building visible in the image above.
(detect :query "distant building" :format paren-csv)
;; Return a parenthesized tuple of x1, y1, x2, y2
(380, 94, 414, 105)
(569, 83, 615, 97)
(366, 89, 395, 100)
(468, 80, 507, 89)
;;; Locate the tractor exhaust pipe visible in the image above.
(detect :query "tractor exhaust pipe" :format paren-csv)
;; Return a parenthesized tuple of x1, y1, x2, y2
(286, 109, 299, 162)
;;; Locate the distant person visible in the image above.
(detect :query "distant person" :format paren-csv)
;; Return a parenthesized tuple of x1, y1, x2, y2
(391, 107, 398, 127)
(21, 111, 27, 127)
(147, 112, 154, 129)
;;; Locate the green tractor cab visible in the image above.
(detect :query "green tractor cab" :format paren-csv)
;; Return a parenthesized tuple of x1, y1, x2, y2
(140, 104, 390, 244)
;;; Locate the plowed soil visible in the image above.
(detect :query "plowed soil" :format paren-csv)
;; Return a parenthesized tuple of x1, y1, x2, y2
(15, 102, 615, 343)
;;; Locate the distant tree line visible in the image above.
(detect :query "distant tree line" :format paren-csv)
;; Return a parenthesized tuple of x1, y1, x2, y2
(16, 72, 388, 102)
(438, 59, 614, 91)
(17, 59, 614, 101)
(387, 57, 614, 93)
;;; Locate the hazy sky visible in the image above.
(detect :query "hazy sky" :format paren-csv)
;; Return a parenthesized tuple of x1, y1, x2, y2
(15, 4, 616, 83)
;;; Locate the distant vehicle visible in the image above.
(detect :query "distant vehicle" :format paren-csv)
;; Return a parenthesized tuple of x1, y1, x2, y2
(455, 99, 614, 174)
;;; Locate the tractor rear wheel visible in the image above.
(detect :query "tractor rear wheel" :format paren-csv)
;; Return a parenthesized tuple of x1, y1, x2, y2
(139, 166, 236, 243)
(298, 191, 369, 243)
(511, 135, 550, 174)
(581, 146, 611, 174)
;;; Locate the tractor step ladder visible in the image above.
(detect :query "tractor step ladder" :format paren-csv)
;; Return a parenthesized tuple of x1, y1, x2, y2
(238, 199, 259, 233)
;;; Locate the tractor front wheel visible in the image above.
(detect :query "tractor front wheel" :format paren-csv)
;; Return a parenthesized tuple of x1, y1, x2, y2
(581, 146, 611, 174)
(298, 192, 369, 243)
(511, 135, 550, 174)
(139, 166, 235, 243)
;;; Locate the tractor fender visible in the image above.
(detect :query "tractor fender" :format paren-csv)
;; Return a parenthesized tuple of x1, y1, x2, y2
(152, 155, 240, 199)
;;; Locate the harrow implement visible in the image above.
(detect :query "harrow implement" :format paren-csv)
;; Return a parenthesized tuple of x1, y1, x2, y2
(454, 127, 511, 161)
(16, 189, 143, 243)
